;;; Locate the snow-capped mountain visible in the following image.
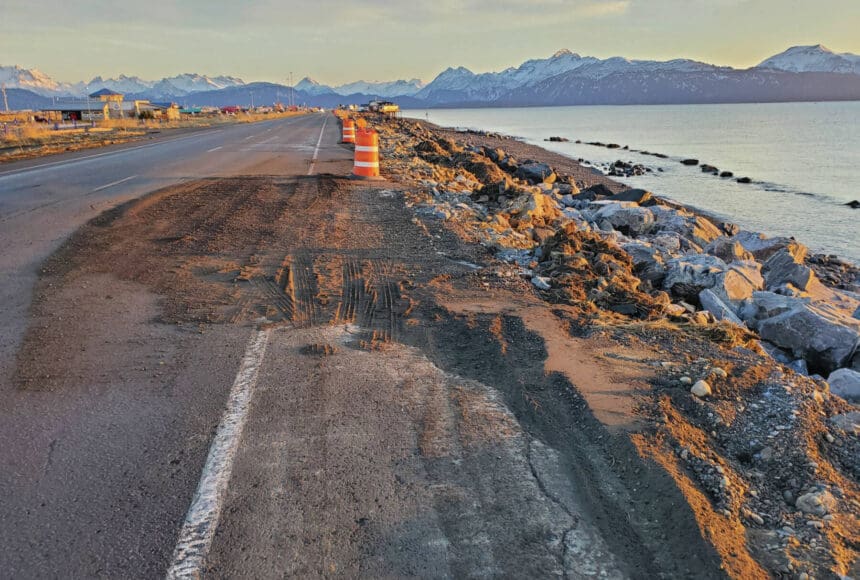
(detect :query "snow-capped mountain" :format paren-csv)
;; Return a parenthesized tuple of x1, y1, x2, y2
(4, 44, 859, 109)
(416, 45, 860, 105)
(416, 49, 731, 103)
(333, 79, 424, 97)
(161, 73, 244, 94)
(295, 77, 424, 97)
(756, 44, 860, 75)
(80, 75, 154, 95)
(0, 66, 245, 99)
(295, 77, 334, 96)
(0, 65, 76, 96)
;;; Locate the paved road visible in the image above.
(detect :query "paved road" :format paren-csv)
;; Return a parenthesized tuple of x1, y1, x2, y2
(0, 114, 331, 382)
(0, 113, 352, 578)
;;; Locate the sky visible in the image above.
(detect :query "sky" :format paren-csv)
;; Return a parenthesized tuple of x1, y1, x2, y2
(3, 0, 859, 85)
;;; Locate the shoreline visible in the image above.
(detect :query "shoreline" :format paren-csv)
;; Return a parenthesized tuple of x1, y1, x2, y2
(402, 104, 860, 265)
(379, 114, 859, 376)
(426, 119, 860, 275)
(373, 114, 860, 577)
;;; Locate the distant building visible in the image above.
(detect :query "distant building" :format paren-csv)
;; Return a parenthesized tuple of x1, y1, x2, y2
(150, 102, 181, 120)
(88, 88, 125, 103)
(42, 89, 180, 121)
(47, 100, 110, 121)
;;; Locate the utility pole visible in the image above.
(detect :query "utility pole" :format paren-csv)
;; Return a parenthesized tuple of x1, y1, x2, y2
(1, 83, 9, 112)
(289, 72, 294, 108)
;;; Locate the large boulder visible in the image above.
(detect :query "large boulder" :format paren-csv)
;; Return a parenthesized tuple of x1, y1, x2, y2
(622, 241, 666, 284)
(763, 246, 817, 291)
(735, 232, 805, 262)
(609, 188, 653, 205)
(663, 255, 762, 306)
(758, 305, 860, 375)
(705, 237, 755, 263)
(827, 368, 860, 402)
(739, 291, 808, 327)
(593, 203, 655, 236)
(699, 289, 744, 325)
(504, 191, 561, 230)
(580, 183, 614, 199)
(651, 206, 722, 248)
(830, 412, 860, 435)
(516, 162, 557, 185)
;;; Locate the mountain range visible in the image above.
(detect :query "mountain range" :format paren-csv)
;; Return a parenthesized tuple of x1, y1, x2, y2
(2, 44, 859, 110)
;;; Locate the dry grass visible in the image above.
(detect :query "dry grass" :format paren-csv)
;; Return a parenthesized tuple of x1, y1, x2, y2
(1, 111, 312, 163)
(99, 118, 144, 131)
(2, 123, 55, 144)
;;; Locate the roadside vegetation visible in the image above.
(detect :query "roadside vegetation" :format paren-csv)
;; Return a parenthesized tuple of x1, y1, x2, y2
(0, 110, 309, 164)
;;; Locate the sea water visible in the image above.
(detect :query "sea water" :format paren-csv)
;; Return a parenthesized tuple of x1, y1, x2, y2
(404, 102, 860, 263)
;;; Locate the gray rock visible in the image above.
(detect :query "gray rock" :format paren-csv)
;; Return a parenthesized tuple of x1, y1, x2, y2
(664, 254, 727, 290)
(555, 182, 580, 195)
(622, 241, 666, 283)
(651, 233, 682, 252)
(560, 194, 578, 207)
(651, 206, 722, 247)
(580, 183, 613, 199)
(739, 291, 808, 326)
(516, 162, 557, 184)
(764, 246, 817, 291)
(609, 188, 652, 204)
(827, 368, 860, 402)
(699, 289, 744, 325)
(663, 255, 761, 305)
(829, 411, 860, 435)
(795, 490, 836, 516)
(788, 359, 809, 375)
(705, 237, 755, 263)
(531, 276, 552, 291)
(593, 203, 655, 236)
(416, 205, 451, 220)
(735, 231, 802, 261)
(691, 380, 712, 397)
(758, 304, 860, 374)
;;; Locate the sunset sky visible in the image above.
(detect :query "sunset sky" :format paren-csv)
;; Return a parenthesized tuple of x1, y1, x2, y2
(4, 0, 859, 84)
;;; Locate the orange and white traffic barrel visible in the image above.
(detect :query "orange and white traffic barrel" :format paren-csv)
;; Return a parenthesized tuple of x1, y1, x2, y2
(352, 129, 382, 180)
(341, 118, 355, 144)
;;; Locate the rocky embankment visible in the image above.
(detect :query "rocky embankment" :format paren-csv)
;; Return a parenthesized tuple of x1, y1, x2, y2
(376, 117, 860, 578)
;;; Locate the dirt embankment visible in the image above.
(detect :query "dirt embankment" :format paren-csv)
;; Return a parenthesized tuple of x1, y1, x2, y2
(373, 116, 860, 579)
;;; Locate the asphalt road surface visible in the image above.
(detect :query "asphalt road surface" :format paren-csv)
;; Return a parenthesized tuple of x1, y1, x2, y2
(0, 113, 722, 579)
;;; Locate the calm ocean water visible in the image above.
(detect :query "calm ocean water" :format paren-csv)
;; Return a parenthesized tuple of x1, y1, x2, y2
(404, 102, 860, 264)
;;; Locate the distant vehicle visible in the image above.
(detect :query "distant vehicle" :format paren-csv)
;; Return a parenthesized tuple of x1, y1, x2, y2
(368, 100, 400, 114)
(220, 105, 243, 114)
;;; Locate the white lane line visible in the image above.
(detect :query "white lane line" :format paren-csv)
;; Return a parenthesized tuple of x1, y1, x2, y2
(0, 131, 225, 178)
(260, 135, 279, 144)
(166, 328, 271, 579)
(207, 146, 223, 153)
(242, 135, 255, 141)
(91, 175, 138, 193)
(307, 115, 328, 176)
